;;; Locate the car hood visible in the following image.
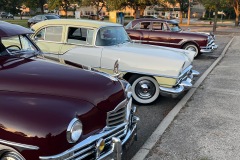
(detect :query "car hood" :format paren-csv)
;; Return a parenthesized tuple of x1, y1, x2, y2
(180, 30, 209, 38)
(0, 55, 125, 112)
(102, 42, 194, 78)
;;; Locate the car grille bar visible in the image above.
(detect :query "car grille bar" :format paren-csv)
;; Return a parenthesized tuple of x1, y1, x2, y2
(106, 99, 127, 127)
(62, 124, 127, 160)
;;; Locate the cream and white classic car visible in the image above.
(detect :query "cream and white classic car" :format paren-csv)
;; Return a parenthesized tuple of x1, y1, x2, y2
(31, 19, 199, 104)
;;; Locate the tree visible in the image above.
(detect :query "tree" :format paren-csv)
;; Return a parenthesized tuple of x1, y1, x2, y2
(48, 0, 82, 18)
(168, 0, 189, 24)
(0, 0, 23, 15)
(199, 0, 227, 32)
(81, 0, 106, 18)
(24, 0, 47, 14)
(106, 0, 166, 19)
(227, 0, 240, 26)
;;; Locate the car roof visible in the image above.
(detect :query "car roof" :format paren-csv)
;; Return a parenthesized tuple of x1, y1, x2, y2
(130, 18, 179, 26)
(32, 19, 122, 30)
(0, 21, 33, 37)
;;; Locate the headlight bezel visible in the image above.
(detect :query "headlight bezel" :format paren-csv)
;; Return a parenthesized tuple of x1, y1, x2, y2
(66, 118, 83, 143)
(119, 79, 132, 99)
(1, 151, 24, 160)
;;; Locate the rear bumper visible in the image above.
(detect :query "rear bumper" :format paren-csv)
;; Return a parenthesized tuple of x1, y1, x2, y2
(159, 69, 199, 98)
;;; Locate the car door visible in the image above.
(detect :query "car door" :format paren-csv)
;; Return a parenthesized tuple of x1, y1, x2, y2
(33, 25, 64, 59)
(126, 21, 151, 44)
(59, 26, 102, 69)
(148, 22, 171, 47)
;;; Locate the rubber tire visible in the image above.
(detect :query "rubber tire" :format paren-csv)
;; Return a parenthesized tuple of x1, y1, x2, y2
(128, 75, 160, 104)
(183, 43, 199, 57)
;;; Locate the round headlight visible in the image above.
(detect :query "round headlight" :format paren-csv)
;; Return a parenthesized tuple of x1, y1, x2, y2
(1, 152, 24, 160)
(66, 118, 83, 143)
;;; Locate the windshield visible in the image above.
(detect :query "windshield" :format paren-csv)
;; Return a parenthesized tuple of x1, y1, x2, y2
(95, 26, 130, 46)
(0, 35, 38, 57)
(169, 23, 182, 32)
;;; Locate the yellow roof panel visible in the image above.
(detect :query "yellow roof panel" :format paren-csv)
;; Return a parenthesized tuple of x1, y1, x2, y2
(32, 19, 122, 30)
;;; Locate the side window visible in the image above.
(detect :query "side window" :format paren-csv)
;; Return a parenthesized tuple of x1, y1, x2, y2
(35, 26, 62, 42)
(35, 15, 41, 20)
(133, 22, 151, 30)
(162, 23, 168, 31)
(35, 28, 46, 40)
(67, 27, 94, 45)
(133, 22, 141, 30)
(140, 22, 151, 30)
(152, 22, 163, 30)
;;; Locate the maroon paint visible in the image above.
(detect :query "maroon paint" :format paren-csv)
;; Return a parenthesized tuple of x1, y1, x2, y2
(0, 55, 125, 159)
(126, 18, 208, 50)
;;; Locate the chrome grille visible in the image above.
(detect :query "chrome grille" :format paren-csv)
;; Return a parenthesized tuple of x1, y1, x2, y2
(64, 124, 127, 160)
(107, 99, 127, 127)
(40, 99, 130, 160)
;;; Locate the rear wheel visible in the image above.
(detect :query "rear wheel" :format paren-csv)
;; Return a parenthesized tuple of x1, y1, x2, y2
(128, 75, 160, 104)
(183, 43, 199, 57)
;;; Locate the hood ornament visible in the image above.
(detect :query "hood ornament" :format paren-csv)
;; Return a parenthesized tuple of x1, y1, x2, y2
(113, 59, 121, 78)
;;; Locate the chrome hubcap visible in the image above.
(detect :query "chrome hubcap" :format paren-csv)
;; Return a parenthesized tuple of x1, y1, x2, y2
(135, 80, 156, 99)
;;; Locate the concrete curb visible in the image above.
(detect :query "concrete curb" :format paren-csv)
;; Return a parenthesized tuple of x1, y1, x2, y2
(131, 37, 235, 160)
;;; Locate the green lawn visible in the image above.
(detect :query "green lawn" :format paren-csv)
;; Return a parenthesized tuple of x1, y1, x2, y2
(2, 19, 28, 28)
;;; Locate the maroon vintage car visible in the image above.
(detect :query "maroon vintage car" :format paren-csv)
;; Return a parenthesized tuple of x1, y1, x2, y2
(125, 18, 218, 57)
(0, 22, 138, 160)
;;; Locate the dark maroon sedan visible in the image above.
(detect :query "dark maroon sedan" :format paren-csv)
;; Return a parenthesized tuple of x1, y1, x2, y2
(0, 22, 138, 160)
(125, 18, 218, 57)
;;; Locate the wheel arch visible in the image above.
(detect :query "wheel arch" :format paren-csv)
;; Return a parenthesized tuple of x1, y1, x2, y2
(181, 40, 200, 50)
(123, 72, 157, 82)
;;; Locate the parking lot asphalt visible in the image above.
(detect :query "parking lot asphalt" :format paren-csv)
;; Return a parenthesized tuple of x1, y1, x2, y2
(129, 26, 240, 160)
(132, 33, 240, 159)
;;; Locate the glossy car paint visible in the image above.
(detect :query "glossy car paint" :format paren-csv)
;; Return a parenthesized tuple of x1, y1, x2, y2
(31, 19, 195, 87)
(125, 18, 209, 51)
(0, 21, 33, 37)
(0, 22, 128, 160)
(0, 55, 125, 159)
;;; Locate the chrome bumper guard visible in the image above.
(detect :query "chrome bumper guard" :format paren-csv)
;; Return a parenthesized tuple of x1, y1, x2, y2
(159, 69, 199, 98)
(200, 41, 218, 53)
(39, 106, 139, 160)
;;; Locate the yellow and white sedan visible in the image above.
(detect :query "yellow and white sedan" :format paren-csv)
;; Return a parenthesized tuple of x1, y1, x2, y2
(31, 19, 199, 104)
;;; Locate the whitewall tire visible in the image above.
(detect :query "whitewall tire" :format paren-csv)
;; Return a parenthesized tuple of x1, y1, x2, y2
(183, 43, 199, 57)
(129, 75, 160, 104)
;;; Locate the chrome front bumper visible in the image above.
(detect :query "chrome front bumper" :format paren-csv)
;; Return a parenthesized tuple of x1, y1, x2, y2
(39, 106, 139, 160)
(159, 69, 199, 98)
(200, 40, 218, 53)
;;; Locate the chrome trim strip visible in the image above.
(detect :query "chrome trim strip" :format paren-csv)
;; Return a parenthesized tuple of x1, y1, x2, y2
(178, 65, 193, 79)
(132, 39, 184, 46)
(100, 67, 180, 79)
(0, 139, 39, 150)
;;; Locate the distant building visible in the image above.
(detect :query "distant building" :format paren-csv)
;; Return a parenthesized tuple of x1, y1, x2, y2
(144, 1, 205, 19)
(75, 6, 134, 18)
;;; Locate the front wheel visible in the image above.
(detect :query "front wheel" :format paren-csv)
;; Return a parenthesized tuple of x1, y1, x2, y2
(183, 43, 199, 57)
(129, 75, 160, 104)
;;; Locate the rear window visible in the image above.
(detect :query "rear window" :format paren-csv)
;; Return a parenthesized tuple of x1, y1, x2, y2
(45, 15, 60, 19)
